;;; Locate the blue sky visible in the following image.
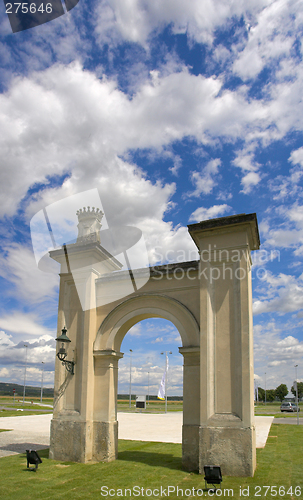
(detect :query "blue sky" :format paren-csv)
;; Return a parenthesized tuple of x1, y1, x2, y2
(0, 0, 303, 397)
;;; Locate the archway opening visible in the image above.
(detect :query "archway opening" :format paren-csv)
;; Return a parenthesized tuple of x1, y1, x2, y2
(118, 318, 183, 411)
(117, 318, 183, 450)
(93, 293, 200, 470)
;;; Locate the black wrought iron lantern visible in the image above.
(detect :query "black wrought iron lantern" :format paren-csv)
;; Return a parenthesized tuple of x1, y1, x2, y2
(55, 327, 75, 375)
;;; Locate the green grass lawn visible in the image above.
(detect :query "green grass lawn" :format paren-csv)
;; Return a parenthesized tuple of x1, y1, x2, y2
(0, 424, 302, 499)
(0, 405, 53, 417)
(0, 396, 53, 417)
(117, 399, 183, 413)
(118, 400, 302, 416)
(0, 398, 301, 418)
(0, 396, 53, 405)
(0, 409, 53, 417)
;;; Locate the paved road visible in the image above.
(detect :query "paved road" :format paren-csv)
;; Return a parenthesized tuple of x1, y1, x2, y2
(0, 413, 275, 458)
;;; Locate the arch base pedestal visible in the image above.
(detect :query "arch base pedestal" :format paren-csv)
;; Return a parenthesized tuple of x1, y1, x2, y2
(182, 424, 200, 471)
(50, 419, 118, 463)
(49, 418, 93, 463)
(92, 420, 118, 462)
(198, 425, 256, 477)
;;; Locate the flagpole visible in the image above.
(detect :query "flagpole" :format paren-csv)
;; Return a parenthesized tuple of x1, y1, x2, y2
(165, 353, 167, 413)
(129, 349, 133, 409)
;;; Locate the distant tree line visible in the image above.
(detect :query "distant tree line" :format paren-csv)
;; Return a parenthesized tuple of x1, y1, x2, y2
(291, 382, 303, 399)
(256, 382, 303, 402)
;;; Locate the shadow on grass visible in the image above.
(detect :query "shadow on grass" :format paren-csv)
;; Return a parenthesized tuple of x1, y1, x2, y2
(118, 450, 184, 471)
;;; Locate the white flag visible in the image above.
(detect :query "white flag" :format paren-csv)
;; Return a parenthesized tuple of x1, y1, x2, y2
(157, 371, 165, 400)
(157, 358, 169, 400)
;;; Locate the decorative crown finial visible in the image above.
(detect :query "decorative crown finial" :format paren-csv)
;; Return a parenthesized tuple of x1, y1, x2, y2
(76, 207, 104, 244)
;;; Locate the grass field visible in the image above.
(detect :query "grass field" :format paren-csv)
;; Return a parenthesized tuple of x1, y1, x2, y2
(117, 399, 183, 412)
(0, 396, 53, 405)
(0, 396, 302, 418)
(0, 424, 302, 499)
(254, 402, 302, 418)
(0, 396, 53, 417)
(0, 396, 183, 416)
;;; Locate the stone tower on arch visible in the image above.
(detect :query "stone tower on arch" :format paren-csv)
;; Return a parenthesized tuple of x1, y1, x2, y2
(49, 209, 260, 477)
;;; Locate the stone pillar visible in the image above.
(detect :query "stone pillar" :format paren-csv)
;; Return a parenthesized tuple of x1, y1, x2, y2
(49, 271, 98, 463)
(92, 350, 123, 462)
(49, 206, 122, 463)
(188, 213, 260, 477)
(179, 347, 200, 471)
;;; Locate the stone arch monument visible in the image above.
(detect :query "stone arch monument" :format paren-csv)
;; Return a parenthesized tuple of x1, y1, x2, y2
(49, 210, 260, 476)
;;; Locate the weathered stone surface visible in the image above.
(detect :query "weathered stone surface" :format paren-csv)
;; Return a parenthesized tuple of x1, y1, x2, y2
(199, 426, 256, 476)
(93, 421, 118, 462)
(182, 424, 200, 471)
(49, 419, 93, 463)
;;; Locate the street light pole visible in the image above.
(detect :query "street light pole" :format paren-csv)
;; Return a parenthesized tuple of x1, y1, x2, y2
(147, 371, 150, 405)
(265, 372, 267, 405)
(40, 362, 44, 403)
(295, 364, 299, 425)
(22, 344, 28, 405)
(129, 349, 133, 409)
(161, 351, 172, 413)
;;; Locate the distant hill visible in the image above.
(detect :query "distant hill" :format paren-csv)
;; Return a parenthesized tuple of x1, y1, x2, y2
(0, 382, 54, 397)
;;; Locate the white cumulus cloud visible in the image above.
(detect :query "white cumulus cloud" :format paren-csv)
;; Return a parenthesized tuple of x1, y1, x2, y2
(189, 204, 231, 222)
